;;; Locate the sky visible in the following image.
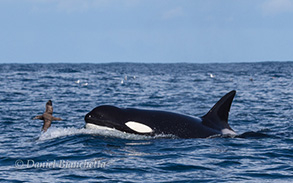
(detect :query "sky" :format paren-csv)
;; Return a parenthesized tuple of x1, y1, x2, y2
(0, 0, 293, 63)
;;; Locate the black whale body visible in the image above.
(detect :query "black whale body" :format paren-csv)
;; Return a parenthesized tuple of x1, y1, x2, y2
(85, 90, 236, 138)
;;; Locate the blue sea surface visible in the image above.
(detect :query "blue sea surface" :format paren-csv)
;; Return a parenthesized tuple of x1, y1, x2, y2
(0, 62, 292, 182)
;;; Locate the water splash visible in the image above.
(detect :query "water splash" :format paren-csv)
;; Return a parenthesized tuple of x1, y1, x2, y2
(38, 127, 174, 141)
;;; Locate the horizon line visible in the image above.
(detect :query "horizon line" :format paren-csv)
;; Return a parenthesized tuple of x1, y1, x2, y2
(0, 60, 292, 65)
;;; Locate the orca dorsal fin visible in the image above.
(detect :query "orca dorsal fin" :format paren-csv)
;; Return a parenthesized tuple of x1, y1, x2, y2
(202, 90, 236, 131)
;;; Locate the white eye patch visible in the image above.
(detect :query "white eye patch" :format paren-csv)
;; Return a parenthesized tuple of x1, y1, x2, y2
(125, 121, 153, 133)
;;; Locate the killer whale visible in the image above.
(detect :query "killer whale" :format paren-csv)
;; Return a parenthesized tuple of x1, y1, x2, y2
(84, 90, 236, 138)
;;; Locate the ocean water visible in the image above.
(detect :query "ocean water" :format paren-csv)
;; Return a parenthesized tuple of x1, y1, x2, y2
(0, 62, 292, 182)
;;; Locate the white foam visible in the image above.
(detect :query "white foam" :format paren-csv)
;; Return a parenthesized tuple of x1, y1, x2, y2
(38, 127, 94, 141)
(37, 125, 173, 141)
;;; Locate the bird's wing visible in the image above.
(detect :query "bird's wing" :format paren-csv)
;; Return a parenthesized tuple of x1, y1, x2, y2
(33, 115, 43, 120)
